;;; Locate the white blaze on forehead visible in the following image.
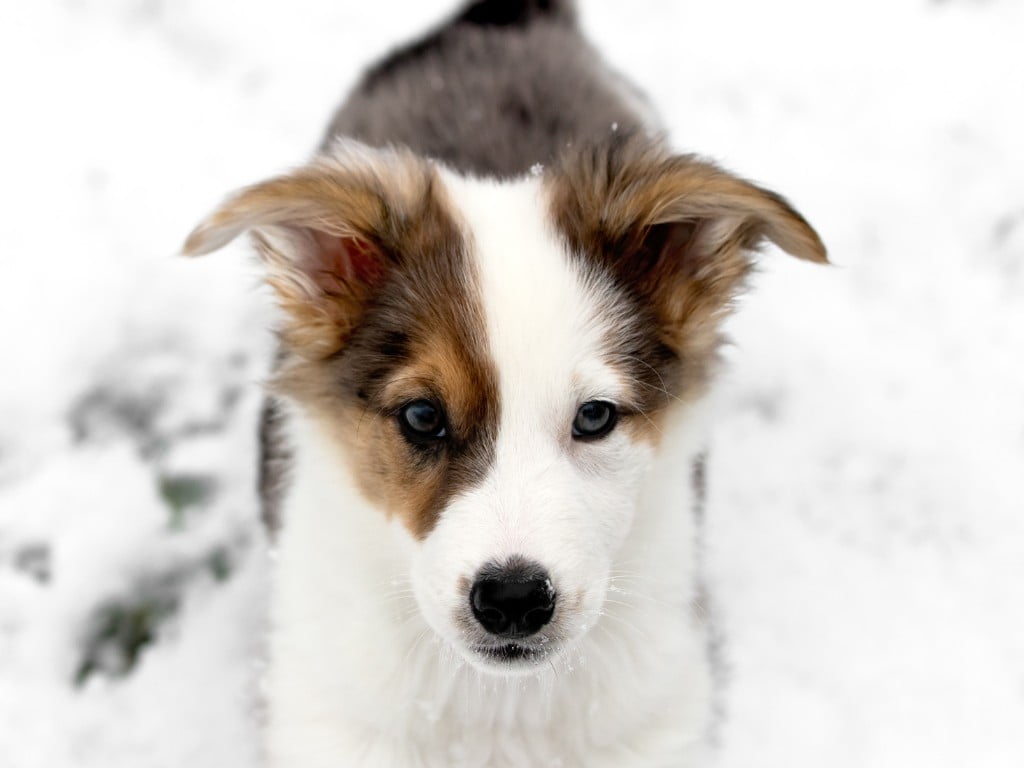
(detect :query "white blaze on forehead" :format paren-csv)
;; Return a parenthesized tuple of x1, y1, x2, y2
(440, 171, 628, 442)
(411, 171, 656, 638)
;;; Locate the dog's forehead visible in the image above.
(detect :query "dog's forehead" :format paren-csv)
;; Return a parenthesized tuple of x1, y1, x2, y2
(441, 171, 628, 413)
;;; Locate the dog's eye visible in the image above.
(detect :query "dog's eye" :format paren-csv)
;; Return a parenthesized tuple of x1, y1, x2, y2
(398, 400, 447, 444)
(572, 401, 617, 440)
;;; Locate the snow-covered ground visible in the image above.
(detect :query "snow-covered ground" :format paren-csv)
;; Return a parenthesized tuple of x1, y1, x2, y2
(2, 1, 1022, 766)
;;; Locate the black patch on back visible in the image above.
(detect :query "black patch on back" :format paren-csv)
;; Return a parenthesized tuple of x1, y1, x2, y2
(361, 1, 574, 93)
(458, 0, 573, 28)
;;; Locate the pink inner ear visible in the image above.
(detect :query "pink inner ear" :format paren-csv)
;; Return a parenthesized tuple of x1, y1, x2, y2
(311, 230, 385, 292)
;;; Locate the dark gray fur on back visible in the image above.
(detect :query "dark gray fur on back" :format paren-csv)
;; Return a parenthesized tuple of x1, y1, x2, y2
(260, 0, 652, 530)
(321, 0, 647, 176)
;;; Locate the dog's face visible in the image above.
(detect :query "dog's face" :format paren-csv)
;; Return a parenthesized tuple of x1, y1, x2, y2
(185, 136, 824, 674)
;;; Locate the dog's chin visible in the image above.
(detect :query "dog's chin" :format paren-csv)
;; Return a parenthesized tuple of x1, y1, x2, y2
(461, 641, 561, 677)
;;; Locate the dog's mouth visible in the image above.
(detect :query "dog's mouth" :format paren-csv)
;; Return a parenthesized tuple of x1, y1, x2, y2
(476, 642, 536, 661)
(471, 640, 554, 667)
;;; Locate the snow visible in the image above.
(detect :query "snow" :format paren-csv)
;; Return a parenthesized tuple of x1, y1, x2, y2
(2, 0, 1023, 765)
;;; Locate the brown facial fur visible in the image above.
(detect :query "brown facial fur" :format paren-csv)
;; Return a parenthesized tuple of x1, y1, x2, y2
(184, 135, 825, 537)
(547, 133, 827, 412)
(184, 145, 499, 539)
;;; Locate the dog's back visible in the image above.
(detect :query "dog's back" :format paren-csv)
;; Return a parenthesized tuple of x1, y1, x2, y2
(323, 0, 647, 174)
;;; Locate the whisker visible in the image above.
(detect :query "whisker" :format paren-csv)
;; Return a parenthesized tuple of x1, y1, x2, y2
(616, 353, 683, 406)
(592, 608, 646, 639)
(397, 626, 432, 670)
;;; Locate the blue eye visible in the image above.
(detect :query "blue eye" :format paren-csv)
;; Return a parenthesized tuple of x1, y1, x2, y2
(398, 400, 447, 444)
(572, 401, 617, 440)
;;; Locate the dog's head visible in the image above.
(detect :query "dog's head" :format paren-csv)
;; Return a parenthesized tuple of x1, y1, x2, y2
(185, 135, 825, 674)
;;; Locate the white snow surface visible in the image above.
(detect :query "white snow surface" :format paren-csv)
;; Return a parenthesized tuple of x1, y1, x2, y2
(2, 1, 1023, 766)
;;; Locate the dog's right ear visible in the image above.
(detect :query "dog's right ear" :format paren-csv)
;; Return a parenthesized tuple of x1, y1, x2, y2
(183, 142, 438, 359)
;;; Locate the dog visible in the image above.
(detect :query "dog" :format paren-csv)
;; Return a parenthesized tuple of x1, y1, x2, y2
(184, 1, 826, 765)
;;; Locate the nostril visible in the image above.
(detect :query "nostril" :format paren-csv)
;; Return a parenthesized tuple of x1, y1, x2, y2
(472, 589, 506, 624)
(469, 562, 556, 639)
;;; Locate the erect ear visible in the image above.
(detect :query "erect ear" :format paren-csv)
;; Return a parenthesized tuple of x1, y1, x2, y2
(182, 141, 438, 359)
(548, 134, 827, 359)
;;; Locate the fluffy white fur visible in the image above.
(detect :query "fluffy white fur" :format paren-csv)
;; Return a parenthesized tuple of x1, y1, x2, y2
(266, 172, 715, 768)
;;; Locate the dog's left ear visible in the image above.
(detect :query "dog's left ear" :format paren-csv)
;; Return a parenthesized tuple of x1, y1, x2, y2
(548, 135, 827, 359)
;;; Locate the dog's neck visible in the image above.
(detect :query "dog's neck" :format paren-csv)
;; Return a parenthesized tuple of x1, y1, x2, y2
(266, 400, 712, 767)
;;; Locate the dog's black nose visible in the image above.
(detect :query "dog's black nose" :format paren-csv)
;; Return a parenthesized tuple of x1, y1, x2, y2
(470, 561, 555, 638)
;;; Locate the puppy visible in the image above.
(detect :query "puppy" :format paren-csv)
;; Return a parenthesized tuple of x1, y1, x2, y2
(184, 1, 826, 766)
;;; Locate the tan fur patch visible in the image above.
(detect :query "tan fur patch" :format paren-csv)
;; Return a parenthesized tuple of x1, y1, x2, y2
(184, 142, 500, 539)
(546, 132, 827, 411)
(184, 143, 440, 360)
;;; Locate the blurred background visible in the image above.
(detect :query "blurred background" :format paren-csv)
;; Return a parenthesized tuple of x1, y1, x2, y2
(1, 1, 1022, 765)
